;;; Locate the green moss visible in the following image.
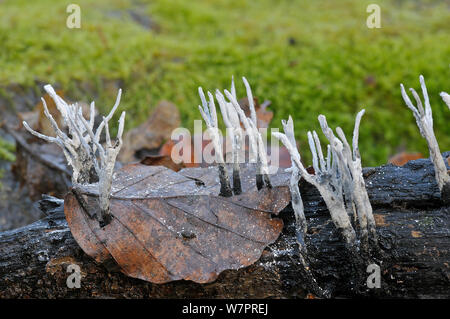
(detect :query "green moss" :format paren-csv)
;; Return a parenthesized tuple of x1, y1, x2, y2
(0, 137, 15, 162)
(0, 0, 449, 166)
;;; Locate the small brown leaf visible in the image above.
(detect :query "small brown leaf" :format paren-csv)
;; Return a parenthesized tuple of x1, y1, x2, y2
(374, 214, 388, 227)
(65, 164, 290, 284)
(389, 152, 423, 166)
(119, 101, 181, 163)
(411, 230, 422, 238)
(140, 155, 185, 172)
(256, 101, 273, 129)
(158, 136, 199, 168)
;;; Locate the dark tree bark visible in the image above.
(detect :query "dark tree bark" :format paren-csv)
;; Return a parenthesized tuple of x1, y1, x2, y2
(0, 155, 449, 298)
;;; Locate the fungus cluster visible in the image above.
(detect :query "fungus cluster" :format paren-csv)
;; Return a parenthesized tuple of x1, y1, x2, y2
(400, 75, 449, 199)
(273, 110, 377, 254)
(21, 74, 448, 254)
(197, 77, 272, 196)
(23, 85, 125, 226)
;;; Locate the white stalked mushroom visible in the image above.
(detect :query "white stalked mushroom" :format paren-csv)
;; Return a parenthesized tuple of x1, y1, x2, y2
(215, 77, 242, 194)
(273, 116, 332, 298)
(223, 77, 272, 190)
(23, 85, 125, 226)
(272, 133, 356, 247)
(400, 75, 450, 195)
(280, 116, 307, 245)
(273, 112, 379, 249)
(440, 92, 450, 110)
(273, 109, 379, 296)
(324, 111, 378, 251)
(198, 86, 233, 197)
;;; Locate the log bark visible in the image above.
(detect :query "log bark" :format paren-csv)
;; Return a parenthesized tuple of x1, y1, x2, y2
(0, 155, 449, 298)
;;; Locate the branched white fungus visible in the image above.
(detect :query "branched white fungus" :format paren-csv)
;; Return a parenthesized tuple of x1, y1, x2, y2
(273, 111, 376, 250)
(23, 85, 125, 225)
(224, 77, 272, 189)
(400, 75, 450, 194)
(440, 92, 450, 110)
(280, 116, 307, 242)
(198, 86, 233, 197)
(333, 111, 377, 249)
(215, 78, 242, 194)
(200, 77, 272, 194)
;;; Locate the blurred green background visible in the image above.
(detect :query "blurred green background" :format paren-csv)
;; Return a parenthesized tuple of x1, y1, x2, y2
(0, 0, 449, 166)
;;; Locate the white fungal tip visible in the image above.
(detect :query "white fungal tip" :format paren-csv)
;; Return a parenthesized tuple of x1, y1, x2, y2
(271, 132, 283, 139)
(440, 92, 450, 109)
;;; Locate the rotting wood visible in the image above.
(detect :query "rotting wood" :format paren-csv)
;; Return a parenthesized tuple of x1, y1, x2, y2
(0, 155, 448, 298)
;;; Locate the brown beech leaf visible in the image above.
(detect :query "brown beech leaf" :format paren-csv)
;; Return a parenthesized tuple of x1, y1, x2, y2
(140, 155, 185, 172)
(65, 163, 290, 284)
(388, 152, 423, 166)
(119, 100, 181, 163)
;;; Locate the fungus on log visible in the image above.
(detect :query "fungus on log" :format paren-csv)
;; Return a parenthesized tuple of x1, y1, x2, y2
(0, 155, 448, 298)
(273, 112, 369, 250)
(198, 86, 233, 197)
(400, 75, 449, 203)
(5, 75, 448, 299)
(199, 77, 272, 195)
(23, 85, 125, 225)
(215, 78, 243, 195)
(273, 109, 382, 295)
(224, 78, 272, 190)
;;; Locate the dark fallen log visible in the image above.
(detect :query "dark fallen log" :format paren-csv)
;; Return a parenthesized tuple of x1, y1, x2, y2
(0, 155, 449, 298)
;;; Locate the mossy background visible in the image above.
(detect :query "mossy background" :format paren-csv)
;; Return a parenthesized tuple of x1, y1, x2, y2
(0, 0, 449, 166)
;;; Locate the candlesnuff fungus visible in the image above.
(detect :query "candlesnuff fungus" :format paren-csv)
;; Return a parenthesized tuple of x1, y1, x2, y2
(215, 77, 243, 195)
(23, 85, 125, 226)
(198, 77, 272, 196)
(198, 86, 233, 197)
(279, 116, 307, 244)
(223, 77, 272, 190)
(440, 92, 450, 110)
(321, 111, 377, 251)
(273, 110, 377, 253)
(275, 116, 328, 297)
(400, 75, 450, 198)
(273, 123, 354, 247)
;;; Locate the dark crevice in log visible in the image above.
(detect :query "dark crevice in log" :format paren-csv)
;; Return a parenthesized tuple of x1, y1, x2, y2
(0, 155, 449, 298)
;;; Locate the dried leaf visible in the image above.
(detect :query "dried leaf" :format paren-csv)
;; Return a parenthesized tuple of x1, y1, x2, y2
(119, 101, 181, 163)
(140, 155, 185, 172)
(65, 163, 290, 283)
(265, 145, 293, 168)
(158, 135, 199, 168)
(389, 152, 423, 166)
